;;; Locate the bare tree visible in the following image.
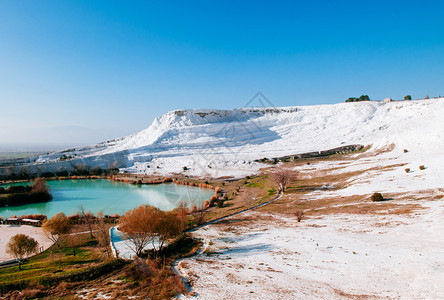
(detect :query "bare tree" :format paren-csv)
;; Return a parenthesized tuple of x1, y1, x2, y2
(270, 166, 298, 193)
(78, 204, 95, 238)
(42, 212, 72, 245)
(6, 234, 39, 270)
(190, 201, 206, 226)
(96, 211, 112, 259)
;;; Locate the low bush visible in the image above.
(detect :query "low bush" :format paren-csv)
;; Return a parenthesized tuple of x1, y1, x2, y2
(123, 259, 185, 299)
(294, 210, 304, 222)
(217, 200, 224, 208)
(405, 168, 410, 173)
(419, 165, 425, 170)
(371, 192, 384, 202)
(146, 233, 201, 260)
(209, 195, 218, 205)
(21, 287, 46, 299)
(203, 200, 210, 208)
(403, 149, 408, 153)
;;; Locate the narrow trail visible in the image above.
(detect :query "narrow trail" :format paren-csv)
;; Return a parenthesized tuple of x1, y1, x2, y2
(172, 192, 283, 295)
(186, 193, 282, 233)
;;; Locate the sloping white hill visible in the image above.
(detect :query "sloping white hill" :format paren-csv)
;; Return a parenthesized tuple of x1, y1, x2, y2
(7, 98, 444, 179)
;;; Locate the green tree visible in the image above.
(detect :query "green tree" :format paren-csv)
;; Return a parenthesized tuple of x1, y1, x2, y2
(358, 95, 370, 101)
(404, 95, 412, 100)
(6, 234, 39, 270)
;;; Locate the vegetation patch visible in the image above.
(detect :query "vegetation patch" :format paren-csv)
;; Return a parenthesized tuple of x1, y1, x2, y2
(0, 235, 105, 293)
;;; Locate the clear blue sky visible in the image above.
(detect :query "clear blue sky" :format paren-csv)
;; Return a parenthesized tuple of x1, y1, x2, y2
(1, 0, 443, 150)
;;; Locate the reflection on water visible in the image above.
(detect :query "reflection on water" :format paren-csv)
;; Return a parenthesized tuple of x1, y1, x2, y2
(0, 179, 214, 218)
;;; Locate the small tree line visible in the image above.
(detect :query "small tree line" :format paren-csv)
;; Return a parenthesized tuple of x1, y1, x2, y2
(0, 163, 120, 181)
(344, 94, 439, 102)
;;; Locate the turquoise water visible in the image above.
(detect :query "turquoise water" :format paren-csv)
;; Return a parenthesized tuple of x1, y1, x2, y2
(0, 179, 214, 219)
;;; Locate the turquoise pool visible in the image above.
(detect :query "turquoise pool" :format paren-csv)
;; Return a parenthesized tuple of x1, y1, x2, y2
(0, 179, 214, 218)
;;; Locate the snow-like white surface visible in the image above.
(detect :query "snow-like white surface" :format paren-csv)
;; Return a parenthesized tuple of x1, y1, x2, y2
(297, 143, 443, 197)
(8, 98, 444, 180)
(0, 225, 53, 262)
(178, 202, 444, 299)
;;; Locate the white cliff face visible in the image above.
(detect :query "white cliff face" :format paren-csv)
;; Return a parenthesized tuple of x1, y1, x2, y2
(4, 98, 444, 180)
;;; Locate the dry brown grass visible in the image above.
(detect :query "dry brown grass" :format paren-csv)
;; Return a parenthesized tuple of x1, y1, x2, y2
(256, 146, 429, 218)
(265, 190, 425, 217)
(334, 288, 376, 299)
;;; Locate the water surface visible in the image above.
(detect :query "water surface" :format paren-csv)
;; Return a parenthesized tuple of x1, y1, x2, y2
(0, 179, 214, 218)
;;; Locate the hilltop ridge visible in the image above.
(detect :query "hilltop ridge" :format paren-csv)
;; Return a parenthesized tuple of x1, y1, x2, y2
(1, 98, 443, 180)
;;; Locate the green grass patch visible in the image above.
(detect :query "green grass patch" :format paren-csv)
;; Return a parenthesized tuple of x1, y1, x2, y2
(245, 182, 263, 188)
(0, 237, 104, 292)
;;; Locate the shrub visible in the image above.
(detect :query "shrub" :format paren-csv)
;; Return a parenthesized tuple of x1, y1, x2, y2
(183, 166, 188, 171)
(403, 149, 408, 153)
(404, 95, 412, 100)
(217, 200, 224, 208)
(294, 210, 304, 222)
(371, 192, 384, 202)
(405, 168, 410, 173)
(419, 165, 425, 170)
(209, 195, 218, 205)
(203, 200, 210, 208)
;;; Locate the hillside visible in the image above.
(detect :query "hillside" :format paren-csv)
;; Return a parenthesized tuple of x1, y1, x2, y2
(2, 99, 443, 181)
